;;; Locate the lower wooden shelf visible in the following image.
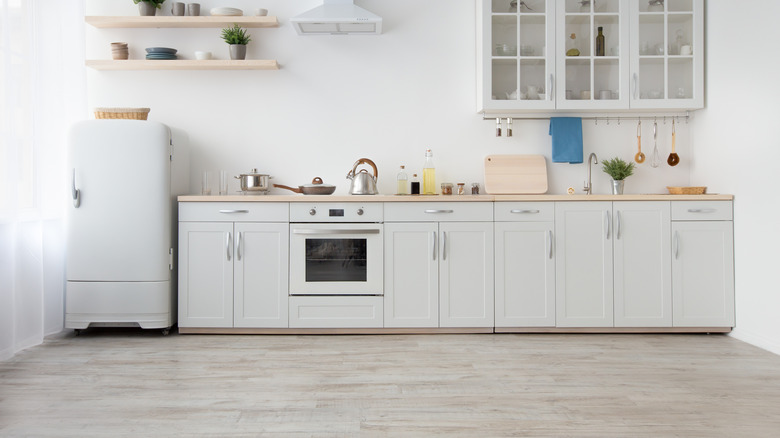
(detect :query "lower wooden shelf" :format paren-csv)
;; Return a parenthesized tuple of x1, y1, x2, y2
(86, 59, 279, 71)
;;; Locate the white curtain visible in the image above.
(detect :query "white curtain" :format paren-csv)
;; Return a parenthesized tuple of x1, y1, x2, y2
(0, 0, 86, 360)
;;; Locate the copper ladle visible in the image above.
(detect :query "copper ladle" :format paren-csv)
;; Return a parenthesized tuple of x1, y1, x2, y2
(667, 119, 680, 166)
(634, 120, 645, 163)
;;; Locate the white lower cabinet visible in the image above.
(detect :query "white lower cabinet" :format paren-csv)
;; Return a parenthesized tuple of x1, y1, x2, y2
(383, 222, 439, 328)
(178, 222, 234, 328)
(555, 201, 673, 328)
(494, 203, 555, 327)
(178, 203, 289, 328)
(613, 202, 672, 327)
(671, 202, 735, 327)
(383, 203, 494, 328)
(555, 202, 614, 327)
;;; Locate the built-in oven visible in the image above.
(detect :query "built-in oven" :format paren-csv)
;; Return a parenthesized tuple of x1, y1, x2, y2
(289, 203, 383, 295)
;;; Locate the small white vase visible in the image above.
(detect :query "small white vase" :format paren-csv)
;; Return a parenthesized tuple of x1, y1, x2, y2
(229, 44, 247, 60)
(611, 179, 625, 195)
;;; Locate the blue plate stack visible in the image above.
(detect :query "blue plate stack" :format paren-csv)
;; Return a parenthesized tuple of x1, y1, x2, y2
(145, 47, 178, 60)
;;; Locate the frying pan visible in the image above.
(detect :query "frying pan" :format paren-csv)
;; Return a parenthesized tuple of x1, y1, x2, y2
(273, 177, 336, 195)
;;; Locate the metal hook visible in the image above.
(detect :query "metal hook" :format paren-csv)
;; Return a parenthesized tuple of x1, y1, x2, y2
(618, 117, 621, 125)
(637, 120, 642, 137)
(672, 118, 676, 134)
(663, 116, 666, 125)
(653, 119, 657, 139)
(606, 117, 610, 125)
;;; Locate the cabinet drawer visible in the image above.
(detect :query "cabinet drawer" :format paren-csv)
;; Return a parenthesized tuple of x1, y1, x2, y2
(494, 202, 554, 222)
(671, 201, 732, 221)
(179, 202, 289, 222)
(289, 296, 383, 328)
(384, 202, 493, 222)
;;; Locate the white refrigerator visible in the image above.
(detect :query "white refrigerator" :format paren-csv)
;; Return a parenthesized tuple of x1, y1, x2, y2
(66, 120, 188, 333)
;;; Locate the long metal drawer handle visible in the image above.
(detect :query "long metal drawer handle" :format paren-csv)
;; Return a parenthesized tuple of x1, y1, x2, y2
(616, 211, 622, 240)
(442, 231, 447, 261)
(604, 211, 611, 240)
(226, 232, 232, 261)
(510, 209, 540, 214)
(72, 169, 81, 208)
(687, 208, 717, 213)
(424, 209, 454, 214)
(293, 229, 380, 235)
(219, 209, 249, 214)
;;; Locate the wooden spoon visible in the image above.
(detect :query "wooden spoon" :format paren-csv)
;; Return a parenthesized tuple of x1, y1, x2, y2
(667, 119, 680, 166)
(634, 121, 645, 163)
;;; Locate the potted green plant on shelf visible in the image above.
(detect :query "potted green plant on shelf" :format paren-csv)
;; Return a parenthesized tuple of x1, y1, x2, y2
(133, 0, 166, 16)
(601, 157, 635, 195)
(221, 24, 252, 60)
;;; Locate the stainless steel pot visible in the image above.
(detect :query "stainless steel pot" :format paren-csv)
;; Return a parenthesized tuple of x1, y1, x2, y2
(234, 168, 271, 193)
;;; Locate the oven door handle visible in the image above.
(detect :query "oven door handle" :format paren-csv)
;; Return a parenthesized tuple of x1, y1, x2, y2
(292, 229, 381, 235)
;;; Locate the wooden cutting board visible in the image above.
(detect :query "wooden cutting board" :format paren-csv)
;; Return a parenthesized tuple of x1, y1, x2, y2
(484, 154, 548, 194)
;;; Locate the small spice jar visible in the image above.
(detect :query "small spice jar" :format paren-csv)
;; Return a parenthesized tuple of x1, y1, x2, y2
(441, 183, 453, 195)
(471, 183, 480, 195)
(457, 183, 465, 195)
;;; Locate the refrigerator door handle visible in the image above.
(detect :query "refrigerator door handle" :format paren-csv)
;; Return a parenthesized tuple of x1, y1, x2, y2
(72, 169, 81, 208)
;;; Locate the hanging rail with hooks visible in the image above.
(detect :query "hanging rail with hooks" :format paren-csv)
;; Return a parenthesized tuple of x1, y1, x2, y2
(482, 112, 690, 125)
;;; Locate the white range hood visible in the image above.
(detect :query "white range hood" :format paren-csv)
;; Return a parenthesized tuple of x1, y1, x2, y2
(290, 0, 382, 35)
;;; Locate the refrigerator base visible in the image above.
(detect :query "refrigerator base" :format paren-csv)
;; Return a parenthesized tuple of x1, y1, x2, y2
(65, 281, 175, 330)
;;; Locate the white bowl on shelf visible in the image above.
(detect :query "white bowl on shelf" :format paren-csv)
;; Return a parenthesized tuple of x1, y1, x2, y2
(210, 7, 243, 16)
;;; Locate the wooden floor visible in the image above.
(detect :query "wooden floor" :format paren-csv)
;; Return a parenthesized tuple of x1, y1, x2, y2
(1, 330, 780, 437)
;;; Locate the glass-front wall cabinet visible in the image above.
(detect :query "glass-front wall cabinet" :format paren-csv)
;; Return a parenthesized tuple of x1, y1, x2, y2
(479, 0, 555, 111)
(555, 0, 629, 110)
(477, 0, 703, 113)
(630, 0, 703, 109)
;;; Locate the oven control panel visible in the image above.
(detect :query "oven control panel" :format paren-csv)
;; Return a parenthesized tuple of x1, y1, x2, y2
(290, 203, 383, 223)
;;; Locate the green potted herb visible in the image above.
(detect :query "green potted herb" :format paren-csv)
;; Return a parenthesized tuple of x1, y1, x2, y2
(133, 0, 166, 16)
(601, 157, 635, 195)
(221, 24, 252, 60)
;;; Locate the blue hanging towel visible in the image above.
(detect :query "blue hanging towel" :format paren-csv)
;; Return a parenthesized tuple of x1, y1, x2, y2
(549, 117, 583, 164)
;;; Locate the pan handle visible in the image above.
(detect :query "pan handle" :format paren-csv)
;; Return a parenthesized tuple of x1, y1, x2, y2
(273, 184, 303, 193)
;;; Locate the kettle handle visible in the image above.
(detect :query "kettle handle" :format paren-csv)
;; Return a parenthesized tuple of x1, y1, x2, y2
(350, 158, 379, 180)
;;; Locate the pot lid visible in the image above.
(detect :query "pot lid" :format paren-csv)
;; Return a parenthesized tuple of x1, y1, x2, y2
(239, 168, 270, 176)
(301, 177, 335, 188)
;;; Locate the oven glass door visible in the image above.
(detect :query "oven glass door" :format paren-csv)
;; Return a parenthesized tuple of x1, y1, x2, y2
(290, 223, 383, 295)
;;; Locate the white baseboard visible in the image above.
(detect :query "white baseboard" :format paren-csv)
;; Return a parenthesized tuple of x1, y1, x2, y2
(729, 329, 780, 356)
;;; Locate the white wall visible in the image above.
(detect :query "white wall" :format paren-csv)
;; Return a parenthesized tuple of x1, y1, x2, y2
(691, 0, 780, 355)
(85, 0, 691, 196)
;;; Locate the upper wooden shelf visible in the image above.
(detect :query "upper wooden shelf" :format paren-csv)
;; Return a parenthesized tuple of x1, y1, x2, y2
(85, 16, 279, 29)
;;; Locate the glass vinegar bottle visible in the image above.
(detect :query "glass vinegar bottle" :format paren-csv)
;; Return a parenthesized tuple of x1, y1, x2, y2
(396, 165, 408, 195)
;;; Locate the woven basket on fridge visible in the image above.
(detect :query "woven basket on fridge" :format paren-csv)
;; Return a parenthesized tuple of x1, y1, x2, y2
(94, 107, 150, 120)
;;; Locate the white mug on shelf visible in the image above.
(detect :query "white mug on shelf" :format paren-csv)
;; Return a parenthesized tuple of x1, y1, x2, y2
(680, 45, 692, 56)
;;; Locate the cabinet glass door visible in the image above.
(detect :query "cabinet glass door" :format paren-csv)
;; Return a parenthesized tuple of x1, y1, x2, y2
(630, 0, 703, 109)
(482, 0, 554, 111)
(557, 0, 629, 109)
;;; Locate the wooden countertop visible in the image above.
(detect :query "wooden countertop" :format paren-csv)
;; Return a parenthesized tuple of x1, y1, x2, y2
(179, 194, 733, 202)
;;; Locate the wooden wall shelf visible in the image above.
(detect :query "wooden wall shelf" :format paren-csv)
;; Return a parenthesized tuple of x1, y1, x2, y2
(86, 59, 280, 71)
(85, 16, 279, 29)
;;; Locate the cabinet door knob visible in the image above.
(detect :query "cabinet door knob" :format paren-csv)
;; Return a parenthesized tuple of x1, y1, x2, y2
(309, 208, 316, 216)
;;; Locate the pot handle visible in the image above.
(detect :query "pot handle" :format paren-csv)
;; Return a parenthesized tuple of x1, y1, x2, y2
(350, 158, 379, 180)
(273, 184, 303, 194)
